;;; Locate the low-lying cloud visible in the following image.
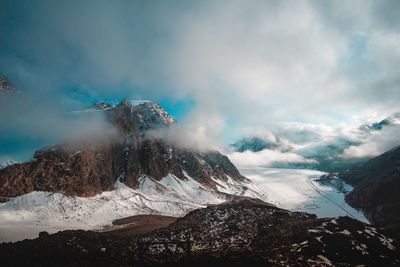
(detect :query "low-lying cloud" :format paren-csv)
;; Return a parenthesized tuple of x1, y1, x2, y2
(229, 113, 400, 170)
(229, 149, 317, 169)
(147, 126, 217, 152)
(342, 124, 400, 159)
(0, 93, 118, 161)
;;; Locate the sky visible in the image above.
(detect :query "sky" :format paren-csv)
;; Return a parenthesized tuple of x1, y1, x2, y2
(1, 0, 400, 164)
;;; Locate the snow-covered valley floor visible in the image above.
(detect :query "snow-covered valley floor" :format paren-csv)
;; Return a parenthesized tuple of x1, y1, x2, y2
(240, 167, 368, 223)
(0, 168, 368, 243)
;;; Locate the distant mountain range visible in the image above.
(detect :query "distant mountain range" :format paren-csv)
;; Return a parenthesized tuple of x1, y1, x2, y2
(231, 113, 400, 172)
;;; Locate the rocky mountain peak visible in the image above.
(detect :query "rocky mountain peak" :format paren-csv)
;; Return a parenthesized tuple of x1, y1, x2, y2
(114, 99, 176, 127)
(0, 99, 244, 200)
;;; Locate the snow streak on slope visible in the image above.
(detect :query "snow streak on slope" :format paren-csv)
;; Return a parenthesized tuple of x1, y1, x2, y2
(240, 167, 368, 223)
(0, 167, 368, 243)
(0, 160, 16, 169)
(0, 173, 256, 243)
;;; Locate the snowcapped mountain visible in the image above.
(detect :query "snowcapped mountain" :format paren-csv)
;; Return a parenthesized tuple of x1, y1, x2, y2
(0, 99, 245, 199)
(0, 99, 267, 242)
(0, 160, 16, 170)
(0, 99, 385, 244)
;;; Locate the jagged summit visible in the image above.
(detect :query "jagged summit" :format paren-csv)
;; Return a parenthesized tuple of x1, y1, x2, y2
(85, 99, 176, 129)
(112, 99, 176, 130)
(0, 99, 245, 200)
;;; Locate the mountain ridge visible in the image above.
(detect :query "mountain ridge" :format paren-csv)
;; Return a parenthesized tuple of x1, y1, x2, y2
(339, 145, 400, 239)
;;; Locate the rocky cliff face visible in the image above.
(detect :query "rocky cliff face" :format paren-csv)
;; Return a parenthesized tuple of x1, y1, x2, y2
(339, 145, 400, 239)
(0, 99, 245, 199)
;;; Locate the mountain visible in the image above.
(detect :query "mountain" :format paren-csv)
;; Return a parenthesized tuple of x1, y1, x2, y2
(339, 145, 400, 239)
(0, 160, 16, 170)
(359, 112, 400, 132)
(0, 99, 266, 241)
(0, 198, 398, 266)
(0, 99, 245, 199)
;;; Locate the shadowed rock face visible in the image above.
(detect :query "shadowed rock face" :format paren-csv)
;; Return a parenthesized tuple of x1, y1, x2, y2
(339, 145, 400, 239)
(0, 100, 245, 199)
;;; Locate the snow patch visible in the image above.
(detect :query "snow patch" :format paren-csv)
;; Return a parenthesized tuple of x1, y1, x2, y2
(0, 173, 227, 243)
(239, 167, 369, 222)
(338, 229, 351, 236)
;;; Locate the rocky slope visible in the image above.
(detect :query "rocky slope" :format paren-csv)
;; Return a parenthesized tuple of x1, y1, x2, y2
(0, 99, 245, 200)
(0, 198, 398, 266)
(339, 145, 400, 239)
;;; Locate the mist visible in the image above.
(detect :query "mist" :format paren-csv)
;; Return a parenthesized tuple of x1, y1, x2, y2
(0, 92, 118, 161)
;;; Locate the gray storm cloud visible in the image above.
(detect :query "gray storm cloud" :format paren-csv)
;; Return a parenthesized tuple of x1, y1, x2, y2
(1, 0, 400, 161)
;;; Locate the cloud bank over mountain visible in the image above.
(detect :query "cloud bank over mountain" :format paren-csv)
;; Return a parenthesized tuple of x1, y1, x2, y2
(1, 0, 400, 161)
(229, 113, 400, 170)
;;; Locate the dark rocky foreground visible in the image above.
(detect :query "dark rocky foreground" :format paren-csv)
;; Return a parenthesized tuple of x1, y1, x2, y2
(1, 198, 398, 267)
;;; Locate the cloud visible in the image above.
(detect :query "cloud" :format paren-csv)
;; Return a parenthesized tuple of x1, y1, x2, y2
(1, 0, 400, 159)
(228, 149, 317, 168)
(0, 93, 118, 160)
(147, 124, 219, 152)
(342, 124, 400, 158)
(231, 110, 400, 170)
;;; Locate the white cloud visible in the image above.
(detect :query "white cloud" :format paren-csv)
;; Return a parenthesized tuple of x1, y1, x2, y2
(1, 0, 400, 158)
(342, 124, 400, 158)
(228, 149, 317, 168)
